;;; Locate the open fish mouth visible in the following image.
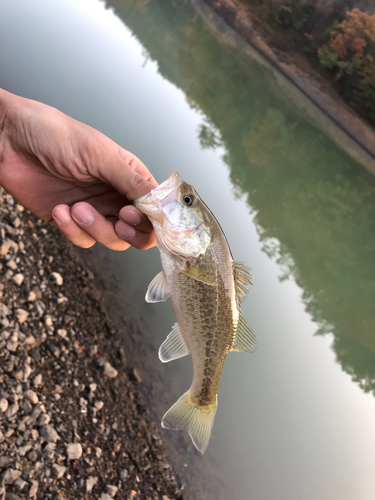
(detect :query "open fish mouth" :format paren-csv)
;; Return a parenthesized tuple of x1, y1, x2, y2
(134, 171, 181, 216)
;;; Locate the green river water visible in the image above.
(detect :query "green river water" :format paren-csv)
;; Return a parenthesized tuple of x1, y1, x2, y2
(1, 1, 375, 499)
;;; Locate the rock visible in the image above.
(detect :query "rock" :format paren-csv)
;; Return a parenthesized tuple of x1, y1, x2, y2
(24, 336, 36, 347)
(3, 468, 22, 484)
(38, 413, 50, 426)
(5, 402, 19, 419)
(40, 425, 60, 443)
(89, 383, 97, 393)
(15, 309, 29, 324)
(0, 430, 4, 443)
(26, 450, 38, 463)
(28, 479, 38, 497)
(100, 495, 112, 500)
(51, 464, 66, 479)
(0, 457, 11, 468)
(5, 493, 22, 500)
(51, 272, 63, 285)
(6, 259, 17, 270)
(12, 217, 21, 228)
(57, 329, 67, 339)
(24, 390, 38, 405)
(6, 338, 18, 352)
(21, 400, 32, 414)
(44, 315, 53, 327)
(66, 442, 82, 460)
(132, 368, 142, 383)
(33, 374, 43, 387)
(26, 291, 36, 302)
(106, 485, 118, 497)
(14, 477, 28, 490)
(0, 240, 11, 256)
(12, 274, 24, 286)
(119, 469, 128, 481)
(94, 401, 104, 411)
(18, 444, 32, 457)
(103, 362, 118, 379)
(0, 398, 9, 413)
(86, 476, 98, 493)
(0, 303, 9, 317)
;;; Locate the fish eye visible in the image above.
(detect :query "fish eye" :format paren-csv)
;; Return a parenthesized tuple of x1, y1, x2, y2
(183, 194, 194, 206)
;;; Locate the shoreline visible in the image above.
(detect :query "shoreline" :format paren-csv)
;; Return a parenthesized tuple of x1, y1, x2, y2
(194, 0, 375, 176)
(0, 188, 182, 500)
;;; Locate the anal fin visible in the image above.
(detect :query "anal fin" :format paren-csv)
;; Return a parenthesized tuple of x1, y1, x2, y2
(232, 315, 258, 353)
(159, 323, 189, 363)
(145, 271, 169, 303)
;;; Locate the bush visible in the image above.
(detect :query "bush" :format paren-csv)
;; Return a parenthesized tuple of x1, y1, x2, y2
(318, 8, 375, 121)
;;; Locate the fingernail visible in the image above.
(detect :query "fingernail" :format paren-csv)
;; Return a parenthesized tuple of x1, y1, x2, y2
(116, 222, 136, 240)
(72, 205, 95, 225)
(53, 207, 71, 225)
(122, 210, 141, 226)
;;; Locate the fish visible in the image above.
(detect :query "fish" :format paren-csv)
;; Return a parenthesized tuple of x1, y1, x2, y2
(134, 172, 257, 453)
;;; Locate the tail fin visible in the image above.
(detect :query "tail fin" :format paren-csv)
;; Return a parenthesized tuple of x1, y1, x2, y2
(161, 391, 217, 454)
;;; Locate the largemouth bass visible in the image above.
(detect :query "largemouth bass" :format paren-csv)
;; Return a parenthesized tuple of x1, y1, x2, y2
(134, 172, 257, 453)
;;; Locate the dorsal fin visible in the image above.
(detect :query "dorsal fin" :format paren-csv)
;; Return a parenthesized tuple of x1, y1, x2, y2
(234, 261, 253, 304)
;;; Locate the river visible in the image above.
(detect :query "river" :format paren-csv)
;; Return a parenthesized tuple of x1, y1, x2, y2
(1, 1, 375, 499)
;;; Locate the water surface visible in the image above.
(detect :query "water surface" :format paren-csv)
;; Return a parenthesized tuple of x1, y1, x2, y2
(0, 1, 375, 499)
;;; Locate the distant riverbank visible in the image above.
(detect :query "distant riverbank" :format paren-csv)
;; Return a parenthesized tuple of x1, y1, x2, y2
(195, 0, 375, 176)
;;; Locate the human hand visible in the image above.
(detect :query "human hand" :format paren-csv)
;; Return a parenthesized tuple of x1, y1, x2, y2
(0, 89, 157, 250)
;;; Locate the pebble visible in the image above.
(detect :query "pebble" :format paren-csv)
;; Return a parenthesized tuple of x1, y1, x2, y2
(15, 309, 29, 324)
(12, 273, 24, 286)
(26, 291, 36, 302)
(57, 328, 67, 339)
(5, 493, 22, 500)
(33, 374, 43, 387)
(100, 495, 112, 500)
(44, 315, 53, 327)
(133, 368, 142, 383)
(51, 272, 63, 286)
(106, 485, 118, 497)
(0, 430, 4, 443)
(103, 361, 118, 379)
(86, 476, 98, 493)
(52, 464, 66, 479)
(0, 240, 11, 256)
(28, 479, 38, 497)
(24, 390, 39, 405)
(66, 442, 83, 460)
(26, 450, 38, 463)
(40, 425, 60, 443)
(6, 259, 17, 270)
(38, 413, 51, 426)
(3, 468, 22, 484)
(0, 398, 9, 413)
(5, 402, 19, 419)
(94, 401, 104, 411)
(14, 477, 28, 490)
(18, 444, 32, 456)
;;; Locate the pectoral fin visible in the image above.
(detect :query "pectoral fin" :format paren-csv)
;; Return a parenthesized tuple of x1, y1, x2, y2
(232, 315, 258, 353)
(159, 323, 189, 363)
(179, 264, 217, 286)
(145, 271, 170, 303)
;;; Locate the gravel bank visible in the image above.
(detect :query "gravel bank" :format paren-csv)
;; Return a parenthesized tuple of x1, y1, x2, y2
(0, 187, 183, 500)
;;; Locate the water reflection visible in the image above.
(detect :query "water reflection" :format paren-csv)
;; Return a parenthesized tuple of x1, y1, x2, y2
(106, 0, 375, 397)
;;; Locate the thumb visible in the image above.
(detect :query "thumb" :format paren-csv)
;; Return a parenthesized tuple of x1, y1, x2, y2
(94, 144, 158, 201)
